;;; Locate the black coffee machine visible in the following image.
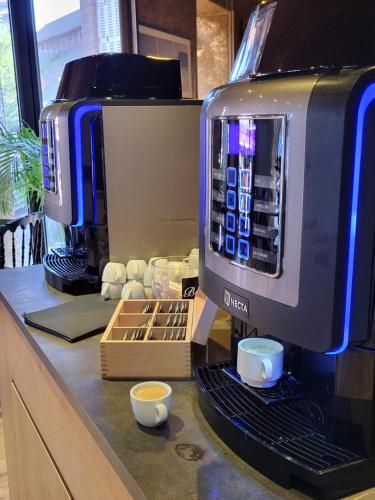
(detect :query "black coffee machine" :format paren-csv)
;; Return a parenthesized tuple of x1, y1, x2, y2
(196, 1, 375, 498)
(41, 53, 201, 294)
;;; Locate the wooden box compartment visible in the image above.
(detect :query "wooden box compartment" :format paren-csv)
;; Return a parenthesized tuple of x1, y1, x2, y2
(100, 293, 218, 380)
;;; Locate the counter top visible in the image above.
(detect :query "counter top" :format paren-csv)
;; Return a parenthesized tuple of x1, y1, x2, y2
(0, 265, 309, 500)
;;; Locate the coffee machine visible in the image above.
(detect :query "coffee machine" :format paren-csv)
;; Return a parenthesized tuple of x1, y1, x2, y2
(196, 1, 375, 498)
(41, 53, 201, 294)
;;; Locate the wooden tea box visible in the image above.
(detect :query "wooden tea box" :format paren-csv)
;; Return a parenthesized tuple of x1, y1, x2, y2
(100, 290, 218, 379)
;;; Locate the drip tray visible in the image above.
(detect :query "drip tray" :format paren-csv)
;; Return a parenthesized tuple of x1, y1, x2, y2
(196, 362, 374, 499)
(51, 247, 87, 259)
(222, 367, 306, 406)
(43, 253, 100, 295)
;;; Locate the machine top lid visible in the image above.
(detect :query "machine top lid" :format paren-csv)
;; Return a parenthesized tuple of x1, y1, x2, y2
(230, 0, 375, 81)
(55, 53, 182, 101)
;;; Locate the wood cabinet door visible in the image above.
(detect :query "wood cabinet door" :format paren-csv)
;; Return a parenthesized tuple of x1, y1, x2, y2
(10, 380, 73, 500)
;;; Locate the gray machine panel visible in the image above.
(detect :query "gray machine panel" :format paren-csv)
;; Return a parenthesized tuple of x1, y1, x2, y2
(200, 68, 375, 352)
(41, 101, 74, 226)
(102, 104, 201, 262)
(204, 75, 320, 307)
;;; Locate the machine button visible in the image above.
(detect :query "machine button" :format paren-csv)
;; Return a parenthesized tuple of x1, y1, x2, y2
(226, 190, 236, 210)
(227, 167, 237, 187)
(253, 200, 278, 215)
(212, 210, 224, 225)
(239, 193, 251, 213)
(239, 169, 251, 190)
(238, 239, 250, 260)
(225, 235, 235, 255)
(252, 224, 278, 239)
(239, 215, 251, 237)
(226, 213, 236, 232)
(251, 247, 277, 264)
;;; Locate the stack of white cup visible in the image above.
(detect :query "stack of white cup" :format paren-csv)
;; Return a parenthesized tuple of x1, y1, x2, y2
(101, 263, 127, 299)
(121, 260, 147, 299)
(101, 249, 199, 301)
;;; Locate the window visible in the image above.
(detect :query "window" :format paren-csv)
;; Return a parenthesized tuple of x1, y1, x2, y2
(0, 2, 22, 219)
(0, 1, 19, 131)
(32, 0, 122, 107)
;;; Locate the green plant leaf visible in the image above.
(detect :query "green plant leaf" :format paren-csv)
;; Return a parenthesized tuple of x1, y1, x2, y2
(0, 121, 43, 215)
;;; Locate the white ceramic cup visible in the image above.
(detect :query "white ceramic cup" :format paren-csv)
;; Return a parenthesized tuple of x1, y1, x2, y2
(237, 337, 284, 388)
(180, 261, 198, 279)
(130, 381, 172, 427)
(184, 248, 199, 273)
(101, 262, 127, 298)
(102, 262, 127, 284)
(101, 282, 123, 299)
(121, 281, 145, 300)
(126, 260, 147, 281)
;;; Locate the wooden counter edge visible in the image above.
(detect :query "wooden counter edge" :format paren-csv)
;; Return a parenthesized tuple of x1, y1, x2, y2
(0, 292, 147, 500)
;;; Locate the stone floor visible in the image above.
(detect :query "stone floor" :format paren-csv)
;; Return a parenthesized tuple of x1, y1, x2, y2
(0, 410, 9, 500)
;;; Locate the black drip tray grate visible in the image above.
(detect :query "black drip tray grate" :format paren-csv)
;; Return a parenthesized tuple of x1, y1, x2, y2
(196, 362, 361, 472)
(51, 247, 87, 259)
(222, 367, 306, 406)
(44, 253, 98, 281)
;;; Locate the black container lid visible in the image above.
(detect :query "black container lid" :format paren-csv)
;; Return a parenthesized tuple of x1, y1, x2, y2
(241, 0, 375, 77)
(55, 53, 182, 100)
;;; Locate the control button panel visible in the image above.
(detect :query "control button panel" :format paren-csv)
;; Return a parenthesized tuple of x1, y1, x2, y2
(209, 117, 285, 277)
(40, 120, 57, 193)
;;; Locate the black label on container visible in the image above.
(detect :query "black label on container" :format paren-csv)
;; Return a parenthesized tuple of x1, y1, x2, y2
(182, 277, 199, 299)
(223, 288, 249, 319)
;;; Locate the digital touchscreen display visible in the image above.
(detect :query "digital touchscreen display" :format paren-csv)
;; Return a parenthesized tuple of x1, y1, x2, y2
(41, 120, 57, 193)
(209, 117, 285, 277)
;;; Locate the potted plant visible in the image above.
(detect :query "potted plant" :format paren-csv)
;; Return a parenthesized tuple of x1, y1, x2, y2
(0, 122, 43, 218)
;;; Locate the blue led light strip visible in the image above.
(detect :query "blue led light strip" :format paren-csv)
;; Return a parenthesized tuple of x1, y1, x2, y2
(327, 83, 375, 355)
(72, 104, 102, 227)
(90, 118, 98, 226)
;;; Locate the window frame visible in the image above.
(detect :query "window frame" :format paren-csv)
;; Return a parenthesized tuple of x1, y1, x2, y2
(7, 0, 130, 134)
(8, 0, 41, 133)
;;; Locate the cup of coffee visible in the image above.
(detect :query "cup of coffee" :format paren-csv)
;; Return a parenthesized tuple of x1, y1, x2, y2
(130, 381, 172, 427)
(237, 337, 284, 388)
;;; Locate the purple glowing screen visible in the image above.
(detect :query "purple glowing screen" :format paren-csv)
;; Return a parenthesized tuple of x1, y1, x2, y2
(228, 121, 256, 156)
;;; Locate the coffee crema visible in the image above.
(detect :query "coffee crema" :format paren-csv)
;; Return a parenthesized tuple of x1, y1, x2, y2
(135, 385, 168, 400)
